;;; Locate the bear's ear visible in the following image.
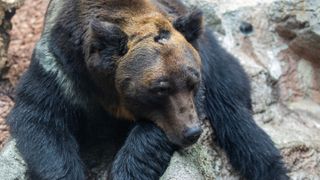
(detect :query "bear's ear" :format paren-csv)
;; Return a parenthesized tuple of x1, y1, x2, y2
(88, 19, 128, 56)
(173, 9, 204, 42)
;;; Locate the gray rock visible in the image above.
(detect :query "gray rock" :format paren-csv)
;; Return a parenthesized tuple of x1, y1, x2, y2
(0, 139, 27, 180)
(0, 0, 24, 75)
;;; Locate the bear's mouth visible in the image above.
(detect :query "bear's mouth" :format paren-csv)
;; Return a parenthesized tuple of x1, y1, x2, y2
(165, 132, 202, 148)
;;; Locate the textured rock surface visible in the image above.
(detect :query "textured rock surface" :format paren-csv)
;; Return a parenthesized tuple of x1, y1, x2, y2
(0, 0, 25, 148)
(0, 139, 26, 180)
(0, 0, 320, 180)
(0, 0, 46, 149)
(0, 0, 24, 149)
(0, 0, 24, 74)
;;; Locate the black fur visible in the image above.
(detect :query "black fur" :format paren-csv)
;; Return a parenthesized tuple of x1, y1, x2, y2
(173, 9, 203, 42)
(89, 19, 128, 56)
(109, 122, 176, 180)
(200, 30, 288, 180)
(7, 55, 86, 179)
(6, 0, 288, 180)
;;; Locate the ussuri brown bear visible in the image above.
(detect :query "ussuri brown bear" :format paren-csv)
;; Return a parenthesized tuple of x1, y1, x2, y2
(6, 0, 288, 179)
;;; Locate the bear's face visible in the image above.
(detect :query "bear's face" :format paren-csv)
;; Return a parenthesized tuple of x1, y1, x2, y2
(116, 28, 202, 146)
(84, 10, 204, 147)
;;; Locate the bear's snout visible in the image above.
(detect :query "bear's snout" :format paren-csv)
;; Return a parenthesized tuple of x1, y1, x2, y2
(182, 126, 203, 146)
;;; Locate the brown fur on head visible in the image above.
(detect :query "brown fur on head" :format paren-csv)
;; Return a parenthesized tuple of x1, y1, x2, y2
(82, 0, 204, 146)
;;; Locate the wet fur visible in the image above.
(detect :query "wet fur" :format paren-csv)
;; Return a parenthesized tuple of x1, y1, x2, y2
(6, 0, 288, 180)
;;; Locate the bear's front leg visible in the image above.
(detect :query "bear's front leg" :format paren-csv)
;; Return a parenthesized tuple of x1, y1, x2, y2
(109, 122, 176, 180)
(202, 67, 288, 179)
(7, 104, 85, 180)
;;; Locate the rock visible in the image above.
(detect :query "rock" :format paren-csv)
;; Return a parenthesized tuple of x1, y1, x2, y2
(1, 0, 320, 179)
(0, 95, 13, 148)
(0, 0, 24, 9)
(0, 139, 27, 180)
(0, 0, 24, 75)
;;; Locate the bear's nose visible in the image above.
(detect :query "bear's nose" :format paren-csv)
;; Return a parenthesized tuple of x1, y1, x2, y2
(183, 126, 203, 145)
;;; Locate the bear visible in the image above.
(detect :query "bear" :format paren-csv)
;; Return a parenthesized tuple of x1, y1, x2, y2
(6, 0, 288, 179)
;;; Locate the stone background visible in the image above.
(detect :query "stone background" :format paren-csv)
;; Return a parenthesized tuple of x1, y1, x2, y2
(0, 0, 47, 148)
(0, 0, 319, 179)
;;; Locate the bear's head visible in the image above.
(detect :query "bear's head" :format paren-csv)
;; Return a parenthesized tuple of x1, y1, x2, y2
(84, 7, 204, 147)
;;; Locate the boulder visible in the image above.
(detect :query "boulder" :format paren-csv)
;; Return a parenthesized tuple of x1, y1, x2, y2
(0, 0, 24, 75)
(0, 139, 27, 180)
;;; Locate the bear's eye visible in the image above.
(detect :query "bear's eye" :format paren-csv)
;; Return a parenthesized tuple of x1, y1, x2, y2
(149, 81, 171, 96)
